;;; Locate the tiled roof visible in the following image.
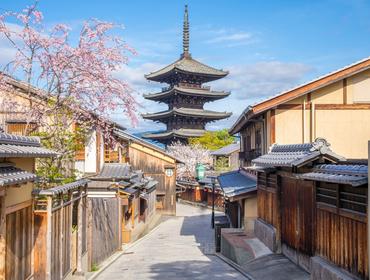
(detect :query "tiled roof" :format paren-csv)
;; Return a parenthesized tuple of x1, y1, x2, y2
(251, 138, 345, 169)
(299, 164, 368, 187)
(0, 133, 41, 146)
(92, 163, 132, 181)
(113, 129, 181, 163)
(0, 133, 58, 158)
(142, 107, 232, 120)
(142, 128, 206, 140)
(34, 179, 89, 196)
(211, 143, 240, 156)
(218, 170, 257, 198)
(145, 56, 228, 82)
(0, 164, 37, 186)
(143, 86, 230, 101)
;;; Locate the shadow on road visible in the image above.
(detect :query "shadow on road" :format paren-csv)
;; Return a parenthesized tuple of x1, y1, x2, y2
(149, 259, 242, 279)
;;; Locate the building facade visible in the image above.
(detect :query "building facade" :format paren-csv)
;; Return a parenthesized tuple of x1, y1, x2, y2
(230, 57, 370, 166)
(142, 6, 231, 145)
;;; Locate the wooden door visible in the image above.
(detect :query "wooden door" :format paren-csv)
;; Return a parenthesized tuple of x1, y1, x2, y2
(281, 177, 314, 255)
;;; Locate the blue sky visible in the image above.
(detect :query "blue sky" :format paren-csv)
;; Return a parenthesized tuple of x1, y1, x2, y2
(2, 0, 370, 132)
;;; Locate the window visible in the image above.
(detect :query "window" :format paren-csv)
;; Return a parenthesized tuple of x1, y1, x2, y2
(6, 121, 37, 136)
(316, 182, 367, 215)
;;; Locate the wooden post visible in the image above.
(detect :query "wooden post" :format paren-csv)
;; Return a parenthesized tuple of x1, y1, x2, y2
(0, 194, 6, 280)
(131, 200, 135, 229)
(45, 196, 52, 280)
(59, 194, 64, 280)
(76, 187, 84, 275)
(118, 197, 122, 248)
(87, 199, 93, 271)
(368, 141, 370, 275)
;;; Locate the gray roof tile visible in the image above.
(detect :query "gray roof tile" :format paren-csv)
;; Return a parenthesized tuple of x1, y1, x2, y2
(218, 170, 257, 198)
(0, 133, 57, 158)
(0, 132, 41, 146)
(211, 143, 240, 156)
(92, 163, 132, 181)
(252, 138, 345, 168)
(299, 164, 368, 187)
(142, 107, 232, 120)
(145, 56, 228, 82)
(0, 164, 37, 186)
(34, 179, 89, 196)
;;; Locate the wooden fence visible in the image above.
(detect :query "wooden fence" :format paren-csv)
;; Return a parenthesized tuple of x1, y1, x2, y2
(88, 197, 121, 267)
(33, 180, 88, 280)
(5, 203, 33, 280)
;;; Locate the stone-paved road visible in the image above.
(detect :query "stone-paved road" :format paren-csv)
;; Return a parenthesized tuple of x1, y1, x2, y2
(96, 203, 247, 280)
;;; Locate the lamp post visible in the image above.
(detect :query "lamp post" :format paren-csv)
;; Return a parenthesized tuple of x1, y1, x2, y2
(210, 176, 216, 229)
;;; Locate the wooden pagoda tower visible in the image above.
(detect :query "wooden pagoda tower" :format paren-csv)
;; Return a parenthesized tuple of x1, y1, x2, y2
(142, 5, 231, 145)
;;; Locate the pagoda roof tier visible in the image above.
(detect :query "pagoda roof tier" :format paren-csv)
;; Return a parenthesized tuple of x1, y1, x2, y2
(142, 129, 206, 140)
(143, 86, 230, 101)
(145, 56, 228, 83)
(141, 108, 232, 121)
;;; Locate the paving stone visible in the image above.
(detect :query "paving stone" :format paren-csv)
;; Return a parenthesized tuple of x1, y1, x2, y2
(96, 204, 247, 280)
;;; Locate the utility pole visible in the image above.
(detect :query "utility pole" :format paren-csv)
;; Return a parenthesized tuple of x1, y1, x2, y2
(210, 176, 217, 229)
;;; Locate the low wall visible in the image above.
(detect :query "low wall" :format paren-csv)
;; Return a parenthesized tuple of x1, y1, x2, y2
(254, 218, 277, 252)
(311, 256, 362, 280)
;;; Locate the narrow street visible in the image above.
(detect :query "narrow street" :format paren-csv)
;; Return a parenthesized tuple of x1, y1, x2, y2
(96, 204, 247, 279)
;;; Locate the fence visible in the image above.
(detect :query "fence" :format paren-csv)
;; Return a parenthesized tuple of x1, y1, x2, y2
(88, 196, 121, 267)
(33, 179, 89, 280)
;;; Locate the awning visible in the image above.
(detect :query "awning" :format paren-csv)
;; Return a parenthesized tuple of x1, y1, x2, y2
(218, 169, 257, 199)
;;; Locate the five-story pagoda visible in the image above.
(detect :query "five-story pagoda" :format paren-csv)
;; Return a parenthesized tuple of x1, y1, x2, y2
(142, 5, 231, 145)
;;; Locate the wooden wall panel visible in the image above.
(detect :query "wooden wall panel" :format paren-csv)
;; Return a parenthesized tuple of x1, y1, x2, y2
(90, 197, 120, 266)
(34, 212, 47, 279)
(257, 173, 278, 228)
(316, 208, 368, 279)
(5, 206, 32, 280)
(129, 146, 176, 215)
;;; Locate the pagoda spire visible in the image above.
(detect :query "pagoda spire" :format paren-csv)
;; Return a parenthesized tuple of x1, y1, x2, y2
(182, 5, 190, 57)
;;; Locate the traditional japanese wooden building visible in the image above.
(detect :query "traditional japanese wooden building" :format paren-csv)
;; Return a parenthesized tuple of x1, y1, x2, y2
(142, 6, 231, 145)
(251, 138, 368, 279)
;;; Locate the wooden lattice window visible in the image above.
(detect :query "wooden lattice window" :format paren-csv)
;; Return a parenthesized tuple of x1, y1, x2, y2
(316, 182, 337, 207)
(6, 121, 37, 136)
(74, 124, 85, 161)
(104, 144, 119, 163)
(316, 182, 367, 216)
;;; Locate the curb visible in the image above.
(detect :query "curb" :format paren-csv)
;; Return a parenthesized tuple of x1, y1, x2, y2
(87, 216, 168, 280)
(214, 252, 254, 280)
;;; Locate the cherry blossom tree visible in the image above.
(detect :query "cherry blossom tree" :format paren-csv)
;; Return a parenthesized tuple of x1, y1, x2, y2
(167, 141, 212, 180)
(0, 1, 138, 182)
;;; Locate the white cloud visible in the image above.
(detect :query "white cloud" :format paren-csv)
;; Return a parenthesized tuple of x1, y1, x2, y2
(212, 61, 313, 101)
(113, 60, 313, 132)
(206, 32, 252, 44)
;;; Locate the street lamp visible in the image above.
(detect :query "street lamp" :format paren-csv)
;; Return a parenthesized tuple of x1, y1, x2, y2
(210, 176, 217, 229)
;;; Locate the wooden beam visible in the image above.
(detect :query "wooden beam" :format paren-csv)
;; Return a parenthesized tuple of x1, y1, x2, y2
(343, 78, 347, 104)
(45, 196, 52, 280)
(0, 195, 6, 280)
(270, 109, 276, 144)
(5, 199, 32, 215)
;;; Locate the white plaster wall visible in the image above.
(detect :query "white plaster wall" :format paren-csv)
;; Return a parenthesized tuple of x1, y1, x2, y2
(85, 130, 97, 173)
(74, 161, 85, 178)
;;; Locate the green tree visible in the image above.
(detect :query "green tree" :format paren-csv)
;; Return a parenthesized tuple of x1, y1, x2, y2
(189, 129, 234, 150)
